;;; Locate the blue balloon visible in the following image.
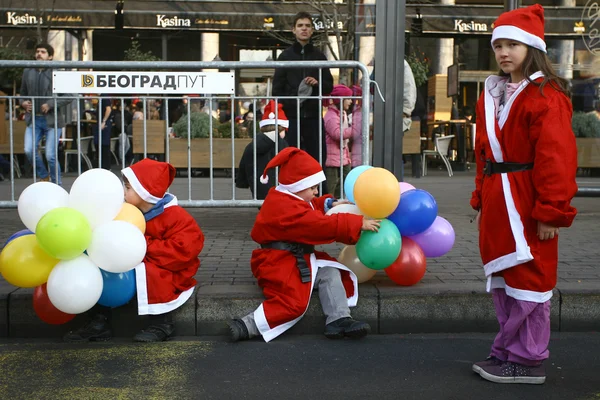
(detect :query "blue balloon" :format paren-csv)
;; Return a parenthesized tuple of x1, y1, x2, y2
(3, 229, 33, 249)
(388, 189, 438, 236)
(343, 165, 373, 203)
(98, 269, 136, 308)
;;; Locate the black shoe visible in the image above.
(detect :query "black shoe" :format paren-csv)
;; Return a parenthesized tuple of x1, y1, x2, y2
(324, 317, 371, 340)
(133, 323, 175, 342)
(227, 319, 249, 342)
(63, 314, 112, 343)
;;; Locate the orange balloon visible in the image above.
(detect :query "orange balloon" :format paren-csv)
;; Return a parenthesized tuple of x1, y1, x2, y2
(353, 167, 401, 218)
(338, 245, 377, 283)
(114, 203, 146, 234)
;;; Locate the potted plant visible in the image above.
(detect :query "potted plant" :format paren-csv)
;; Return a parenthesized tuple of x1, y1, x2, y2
(571, 111, 600, 169)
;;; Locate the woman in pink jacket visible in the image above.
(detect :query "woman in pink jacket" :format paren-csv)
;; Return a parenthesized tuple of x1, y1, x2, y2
(324, 84, 354, 198)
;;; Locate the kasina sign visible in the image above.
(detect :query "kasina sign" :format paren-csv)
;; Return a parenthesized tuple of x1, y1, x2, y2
(454, 20, 488, 32)
(156, 14, 191, 28)
(6, 12, 42, 26)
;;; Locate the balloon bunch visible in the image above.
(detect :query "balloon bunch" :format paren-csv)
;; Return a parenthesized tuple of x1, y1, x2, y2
(0, 169, 146, 325)
(329, 166, 455, 286)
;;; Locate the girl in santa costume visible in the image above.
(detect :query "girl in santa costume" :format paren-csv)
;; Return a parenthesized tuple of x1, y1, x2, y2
(227, 147, 380, 342)
(470, 4, 577, 384)
(64, 158, 204, 342)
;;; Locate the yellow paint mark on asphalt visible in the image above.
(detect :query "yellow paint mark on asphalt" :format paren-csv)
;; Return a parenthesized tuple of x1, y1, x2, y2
(0, 341, 213, 398)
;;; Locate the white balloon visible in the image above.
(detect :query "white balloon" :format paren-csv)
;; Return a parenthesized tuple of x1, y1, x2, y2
(17, 182, 69, 232)
(87, 220, 147, 273)
(325, 203, 364, 216)
(69, 169, 124, 229)
(47, 255, 103, 314)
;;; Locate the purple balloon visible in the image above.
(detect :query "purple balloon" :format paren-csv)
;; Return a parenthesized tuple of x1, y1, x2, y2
(409, 216, 455, 258)
(399, 182, 416, 194)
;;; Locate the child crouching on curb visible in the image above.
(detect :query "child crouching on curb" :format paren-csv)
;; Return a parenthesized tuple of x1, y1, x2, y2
(64, 158, 204, 343)
(227, 147, 380, 342)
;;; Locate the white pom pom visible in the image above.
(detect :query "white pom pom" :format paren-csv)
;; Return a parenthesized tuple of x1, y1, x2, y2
(260, 174, 269, 184)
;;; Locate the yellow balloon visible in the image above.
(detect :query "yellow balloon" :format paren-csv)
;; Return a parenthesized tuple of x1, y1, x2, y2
(338, 245, 377, 284)
(353, 167, 401, 219)
(114, 203, 146, 234)
(0, 235, 59, 288)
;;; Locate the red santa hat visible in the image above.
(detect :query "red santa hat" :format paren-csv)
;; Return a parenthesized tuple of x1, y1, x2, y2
(260, 100, 289, 129)
(121, 158, 176, 204)
(259, 147, 325, 193)
(491, 4, 546, 53)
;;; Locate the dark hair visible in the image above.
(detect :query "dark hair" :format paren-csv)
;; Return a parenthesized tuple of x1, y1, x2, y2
(35, 42, 54, 57)
(498, 46, 570, 97)
(293, 12, 313, 27)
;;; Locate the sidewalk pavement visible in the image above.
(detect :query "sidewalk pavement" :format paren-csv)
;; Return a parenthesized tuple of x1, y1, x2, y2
(0, 168, 599, 339)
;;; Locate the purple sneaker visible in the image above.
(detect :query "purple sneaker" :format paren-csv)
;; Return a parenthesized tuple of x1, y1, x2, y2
(479, 361, 546, 384)
(472, 356, 502, 374)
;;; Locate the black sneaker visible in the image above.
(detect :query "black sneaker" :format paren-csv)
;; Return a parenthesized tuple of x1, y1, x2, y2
(63, 314, 112, 343)
(324, 317, 371, 340)
(227, 319, 250, 342)
(133, 323, 175, 342)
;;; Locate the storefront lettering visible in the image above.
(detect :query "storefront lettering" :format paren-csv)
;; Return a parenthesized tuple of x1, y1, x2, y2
(454, 20, 488, 33)
(581, 0, 600, 55)
(313, 18, 343, 31)
(156, 15, 191, 28)
(6, 12, 42, 26)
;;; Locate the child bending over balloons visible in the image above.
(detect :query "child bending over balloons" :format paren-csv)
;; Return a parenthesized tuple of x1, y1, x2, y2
(470, 5, 577, 384)
(226, 147, 380, 342)
(64, 158, 204, 343)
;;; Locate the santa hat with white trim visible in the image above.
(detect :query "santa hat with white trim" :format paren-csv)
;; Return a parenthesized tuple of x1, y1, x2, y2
(491, 4, 547, 53)
(122, 158, 175, 204)
(259, 147, 325, 193)
(259, 100, 289, 129)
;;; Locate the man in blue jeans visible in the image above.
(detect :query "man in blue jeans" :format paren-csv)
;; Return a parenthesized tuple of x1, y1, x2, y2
(20, 43, 74, 185)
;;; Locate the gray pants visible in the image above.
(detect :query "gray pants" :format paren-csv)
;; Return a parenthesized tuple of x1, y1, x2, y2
(242, 266, 351, 338)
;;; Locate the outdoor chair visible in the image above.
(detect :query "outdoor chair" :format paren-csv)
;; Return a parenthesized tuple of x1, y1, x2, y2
(422, 134, 455, 177)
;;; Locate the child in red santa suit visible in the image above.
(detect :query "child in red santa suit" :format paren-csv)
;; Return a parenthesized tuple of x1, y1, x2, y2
(227, 147, 380, 342)
(64, 158, 204, 343)
(470, 4, 577, 384)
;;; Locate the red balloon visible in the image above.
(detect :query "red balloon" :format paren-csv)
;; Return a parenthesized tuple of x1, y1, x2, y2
(384, 237, 427, 286)
(33, 283, 76, 325)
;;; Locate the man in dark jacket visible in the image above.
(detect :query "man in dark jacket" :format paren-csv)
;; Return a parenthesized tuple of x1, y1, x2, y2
(272, 11, 333, 187)
(20, 43, 74, 185)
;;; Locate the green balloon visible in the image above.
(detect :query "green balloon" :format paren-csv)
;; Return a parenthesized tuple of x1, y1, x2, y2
(355, 219, 402, 270)
(35, 207, 92, 260)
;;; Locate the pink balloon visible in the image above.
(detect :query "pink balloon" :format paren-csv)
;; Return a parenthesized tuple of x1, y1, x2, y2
(399, 182, 416, 194)
(408, 216, 455, 258)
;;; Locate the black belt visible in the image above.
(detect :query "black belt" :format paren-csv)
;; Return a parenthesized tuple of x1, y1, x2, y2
(261, 241, 314, 283)
(483, 159, 533, 176)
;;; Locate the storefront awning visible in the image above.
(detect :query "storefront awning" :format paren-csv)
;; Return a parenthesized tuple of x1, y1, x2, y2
(0, 1, 593, 38)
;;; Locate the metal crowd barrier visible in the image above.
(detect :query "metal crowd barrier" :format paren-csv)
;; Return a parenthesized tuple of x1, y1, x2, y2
(0, 60, 371, 208)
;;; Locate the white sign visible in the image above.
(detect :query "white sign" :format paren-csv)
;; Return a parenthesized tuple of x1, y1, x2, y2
(53, 71, 235, 94)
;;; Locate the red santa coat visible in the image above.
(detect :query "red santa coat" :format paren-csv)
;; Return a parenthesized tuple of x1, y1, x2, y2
(470, 72, 577, 302)
(135, 196, 204, 315)
(250, 187, 364, 342)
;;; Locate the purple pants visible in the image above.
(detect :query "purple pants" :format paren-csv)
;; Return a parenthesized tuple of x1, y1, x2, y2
(490, 288, 551, 366)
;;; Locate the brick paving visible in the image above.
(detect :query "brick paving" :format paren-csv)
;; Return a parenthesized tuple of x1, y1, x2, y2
(1, 167, 598, 293)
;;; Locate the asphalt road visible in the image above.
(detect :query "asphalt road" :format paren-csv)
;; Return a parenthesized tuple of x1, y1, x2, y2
(0, 333, 599, 400)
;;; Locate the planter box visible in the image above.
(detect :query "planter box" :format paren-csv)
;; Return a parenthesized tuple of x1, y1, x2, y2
(576, 138, 600, 168)
(0, 120, 26, 154)
(168, 138, 252, 169)
(132, 120, 166, 154)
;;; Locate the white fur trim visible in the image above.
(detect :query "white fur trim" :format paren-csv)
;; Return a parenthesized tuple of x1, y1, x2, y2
(488, 276, 553, 303)
(492, 25, 547, 53)
(260, 174, 269, 184)
(253, 254, 359, 342)
(275, 186, 315, 209)
(277, 170, 326, 193)
(260, 119, 289, 129)
(122, 167, 162, 204)
(135, 261, 196, 315)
